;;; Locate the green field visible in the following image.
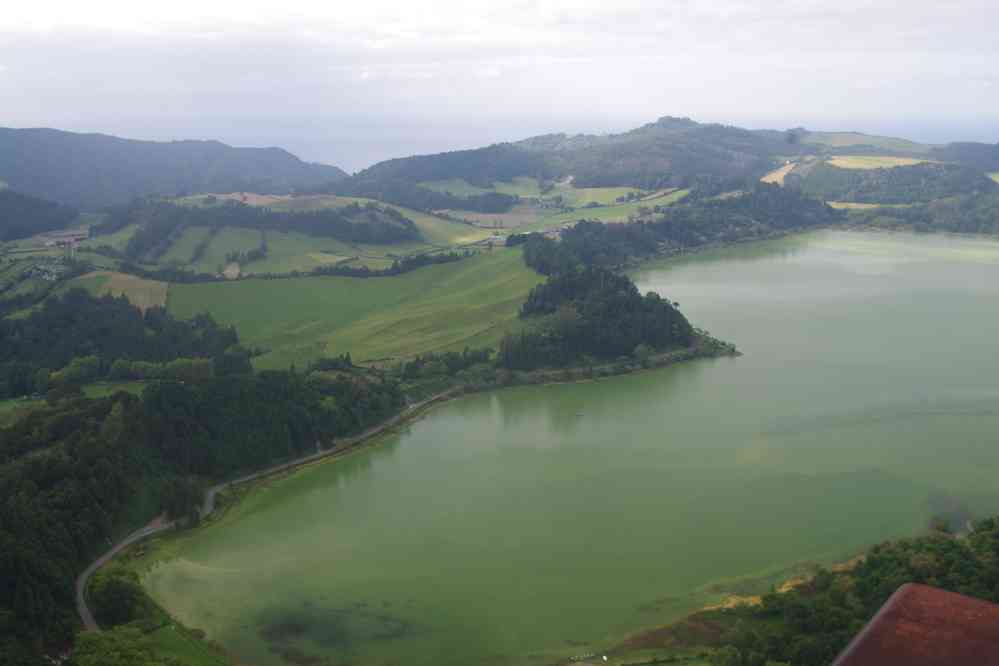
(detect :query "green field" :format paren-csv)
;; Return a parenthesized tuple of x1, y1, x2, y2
(420, 177, 644, 207)
(418, 178, 493, 197)
(81, 381, 149, 399)
(167, 248, 543, 368)
(0, 396, 42, 426)
(80, 224, 139, 253)
(990, 173, 999, 184)
(492, 176, 544, 197)
(827, 155, 933, 170)
(802, 131, 933, 154)
(190, 227, 262, 274)
(161, 226, 213, 265)
(524, 189, 689, 229)
(828, 201, 914, 210)
(65, 271, 168, 310)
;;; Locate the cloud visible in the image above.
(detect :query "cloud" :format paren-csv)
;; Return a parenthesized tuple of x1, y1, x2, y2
(0, 1, 997, 170)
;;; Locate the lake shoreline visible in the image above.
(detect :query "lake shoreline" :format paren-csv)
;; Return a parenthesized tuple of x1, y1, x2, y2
(83, 336, 738, 633)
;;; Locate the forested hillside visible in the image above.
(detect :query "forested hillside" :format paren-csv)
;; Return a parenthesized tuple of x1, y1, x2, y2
(930, 141, 999, 172)
(657, 519, 999, 666)
(511, 183, 844, 273)
(0, 128, 347, 210)
(0, 289, 240, 399)
(786, 161, 997, 204)
(0, 289, 406, 664)
(0, 190, 80, 241)
(326, 117, 806, 211)
(517, 116, 804, 189)
(847, 190, 999, 234)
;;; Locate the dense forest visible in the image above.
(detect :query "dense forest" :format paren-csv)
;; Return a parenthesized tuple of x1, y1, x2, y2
(0, 189, 80, 241)
(0, 127, 346, 210)
(512, 184, 845, 275)
(847, 190, 999, 234)
(0, 289, 239, 399)
(498, 267, 693, 369)
(685, 519, 999, 666)
(786, 161, 997, 204)
(93, 199, 421, 262)
(930, 141, 999, 172)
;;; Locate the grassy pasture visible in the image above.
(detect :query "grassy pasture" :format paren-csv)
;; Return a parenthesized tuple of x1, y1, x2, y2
(559, 185, 643, 206)
(828, 201, 915, 210)
(208, 193, 491, 247)
(69, 271, 168, 310)
(160, 226, 213, 265)
(81, 223, 139, 253)
(827, 155, 933, 170)
(492, 176, 544, 197)
(802, 131, 933, 154)
(82, 381, 148, 399)
(167, 248, 542, 368)
(418, 178, 493, 196)
(191, 227, 262, 274)
(761, 162, 796, 184)
(244, 232, 352, 274)
(527, 189, 689, 229)
(176, 192, 293, 207)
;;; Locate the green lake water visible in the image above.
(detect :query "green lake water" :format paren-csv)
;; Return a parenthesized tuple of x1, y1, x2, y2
(142, 230, 999, 665)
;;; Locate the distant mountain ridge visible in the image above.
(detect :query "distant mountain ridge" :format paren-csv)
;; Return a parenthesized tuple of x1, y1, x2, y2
(0, 128, 347, 210)
(324, 116, 999, 213)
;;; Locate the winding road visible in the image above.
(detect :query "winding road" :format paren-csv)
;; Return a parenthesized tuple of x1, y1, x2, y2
(75, 389, 460, 631)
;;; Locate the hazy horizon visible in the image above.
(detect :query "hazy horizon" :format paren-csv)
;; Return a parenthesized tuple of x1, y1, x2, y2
(3, 0, 997, 171)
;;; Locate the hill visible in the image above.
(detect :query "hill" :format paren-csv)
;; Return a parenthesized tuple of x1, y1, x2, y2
(0, 128, 348, 210)
(322, 118, 999, 216)
(0, 189, 80, 241)
(326, 117, 804, 212)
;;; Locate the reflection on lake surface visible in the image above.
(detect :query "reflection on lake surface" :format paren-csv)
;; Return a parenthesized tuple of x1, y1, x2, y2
(144, 230, 999, 666)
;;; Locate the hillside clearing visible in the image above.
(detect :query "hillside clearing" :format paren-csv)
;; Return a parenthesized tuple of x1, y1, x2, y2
(761, 163, 796, 184)
(802, 131, 934, 154)
(827, 155, 934, 170)
(70, 271, 168, 311)
(167, 248, 543, 369)
(160, 226, 213, 265)
(828, 201, 915, 210)
(190, 227, 262, 274)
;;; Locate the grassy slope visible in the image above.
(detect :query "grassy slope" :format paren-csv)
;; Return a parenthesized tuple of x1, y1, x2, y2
(0, 396, 42, 427)
(67, 271, 168, 310)
(990, 173, 999, 184)
(827, 155, 934, 169)
(167, 248, 543, 368)
(161, 226, 213, 264)
(802, 131, 933, 154)
(81, 224, 140, 253)
(192, 228, 262, 274)
(761, 163, 796, 184)
(418, 178, 493, 196)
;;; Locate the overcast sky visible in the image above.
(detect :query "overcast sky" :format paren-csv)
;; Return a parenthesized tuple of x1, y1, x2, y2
(2, 0, 997, 171)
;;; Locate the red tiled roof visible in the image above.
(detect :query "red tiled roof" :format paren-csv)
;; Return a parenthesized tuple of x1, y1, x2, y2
(833, 583, 999, 666)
